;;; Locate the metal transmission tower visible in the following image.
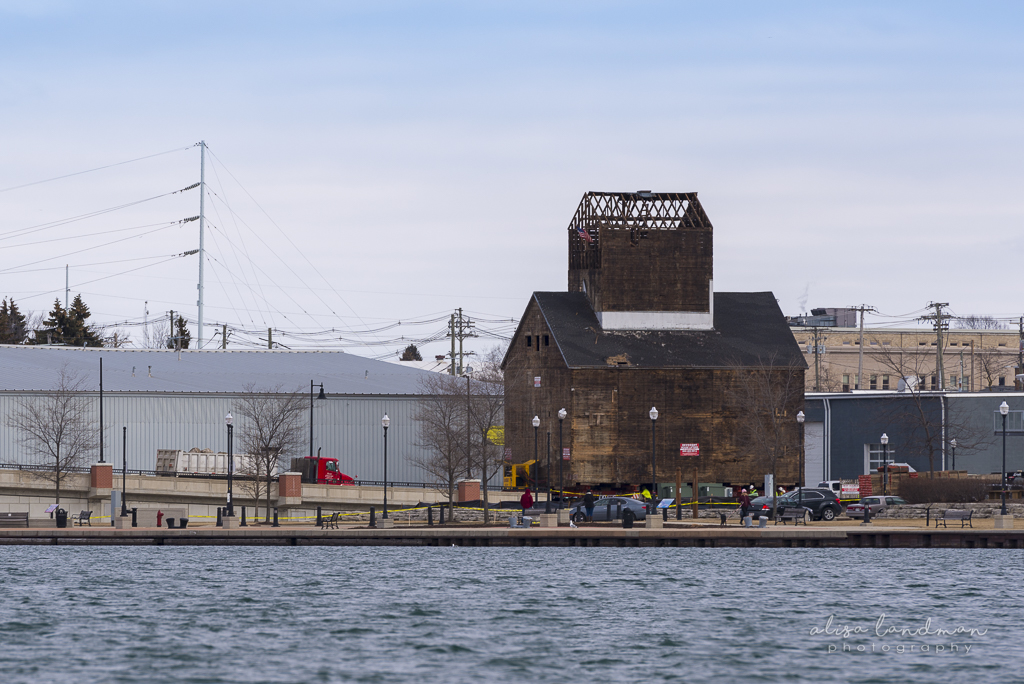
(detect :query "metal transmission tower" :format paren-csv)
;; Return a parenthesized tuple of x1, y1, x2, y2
(447, 308, 476, 375)
(197, 141, 207, 349)
(919, 302, 951, 390)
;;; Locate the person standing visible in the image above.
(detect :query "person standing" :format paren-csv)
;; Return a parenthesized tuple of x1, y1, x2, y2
(583, 490, 596, 522)
(520, 487, 534, 523)
(738, 488, 752, 525)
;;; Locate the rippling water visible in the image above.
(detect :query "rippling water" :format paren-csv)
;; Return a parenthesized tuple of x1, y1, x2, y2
(0, 546, 1019, 683)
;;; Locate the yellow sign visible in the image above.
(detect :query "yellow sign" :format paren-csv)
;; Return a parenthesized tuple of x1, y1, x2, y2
(487, 426, 504, 446)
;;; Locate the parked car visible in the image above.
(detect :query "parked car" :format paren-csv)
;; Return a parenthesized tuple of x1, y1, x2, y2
(846, 495, 907, 519)
(776, 488, 843, 521)
(745, 492, 798, 517)
(569, 496, 648, 522)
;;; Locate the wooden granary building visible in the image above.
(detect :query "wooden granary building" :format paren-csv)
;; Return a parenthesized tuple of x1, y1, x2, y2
(502, 191, 807, 493)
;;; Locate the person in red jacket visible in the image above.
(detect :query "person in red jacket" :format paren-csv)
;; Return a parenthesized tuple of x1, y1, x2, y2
(738, 488, 752, 525)
(520, 487, 534, 522)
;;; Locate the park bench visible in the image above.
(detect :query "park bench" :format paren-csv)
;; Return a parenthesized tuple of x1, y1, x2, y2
(75, 511, 92, 526)
(321, 511, 340, 530)
(936, 509, 973, 528)
(0, 512, 29, 528)
(775, 508, 808, 525)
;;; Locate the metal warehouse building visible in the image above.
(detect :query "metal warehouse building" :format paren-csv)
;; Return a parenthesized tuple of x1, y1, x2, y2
(0, 345, 443, 483)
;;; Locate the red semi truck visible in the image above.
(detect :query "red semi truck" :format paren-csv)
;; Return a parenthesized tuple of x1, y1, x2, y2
(290, 457, 355, 485)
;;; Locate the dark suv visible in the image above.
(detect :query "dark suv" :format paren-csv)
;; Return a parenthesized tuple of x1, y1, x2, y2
(776, 488, 843, 521)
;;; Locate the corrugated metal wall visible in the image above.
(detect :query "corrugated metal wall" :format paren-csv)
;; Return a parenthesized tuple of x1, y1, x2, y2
(0, 392, 480, 484)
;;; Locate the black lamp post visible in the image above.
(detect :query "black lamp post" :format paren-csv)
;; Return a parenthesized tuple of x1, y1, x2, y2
(557, 408, 566, 510)
(1000, 401, 1009, 516)
(545, 431, 552, 514)
(950, 438, 956, 472)
(881, 433, 889, 496)
(796, 411, 805, 511)
(120, 426, 128, 517)
(310, 381, 326, 482)
(382, 414, 390, 519)
(463, 367, 473, 480)
(649, 406, 658, 515)
(532, 416, 540, 495)
(226, 412, 234, 517)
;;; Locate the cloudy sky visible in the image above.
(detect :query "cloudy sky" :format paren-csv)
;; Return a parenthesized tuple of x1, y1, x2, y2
(1, 1, 1022, 358)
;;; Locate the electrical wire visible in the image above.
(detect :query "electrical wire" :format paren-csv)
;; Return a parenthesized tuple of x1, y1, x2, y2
(0, 146, 193, 195)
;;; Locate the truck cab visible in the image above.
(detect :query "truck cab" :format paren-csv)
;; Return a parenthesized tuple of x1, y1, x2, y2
(291, 456, 354, 485)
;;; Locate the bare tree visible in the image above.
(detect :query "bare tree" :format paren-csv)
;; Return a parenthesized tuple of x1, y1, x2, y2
(729, 353, 804, 516)
(470, 346, 507, 523)
(139, 319, 168, 349)
(103, 328, 132, 348)
(977, 349, 1015, 389)
(233, 383, 304, 522)
(8, 364, 97, 504)
(956, 315, 1007, 330)
(870, 342, 991, 476)
(413, 372, 468, 514)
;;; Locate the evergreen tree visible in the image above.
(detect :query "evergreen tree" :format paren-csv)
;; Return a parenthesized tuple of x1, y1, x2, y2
(167, 315, 191, 350)
(400, 343, 423, 361)
(0, 298, 28, 344)
(39, 295, 102, 346)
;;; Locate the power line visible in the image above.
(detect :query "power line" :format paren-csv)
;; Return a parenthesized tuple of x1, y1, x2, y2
(0, 146, 193, 195)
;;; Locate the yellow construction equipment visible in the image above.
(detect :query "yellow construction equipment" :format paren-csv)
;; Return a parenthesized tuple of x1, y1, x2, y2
(503, 460, 535, 489)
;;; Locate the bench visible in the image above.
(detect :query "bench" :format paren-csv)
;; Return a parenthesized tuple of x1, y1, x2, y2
(75, 511, 92, 526)
(0, 512, 29, 528)
(775, 508, 808, 525)
(936, 509, 973, 528)
(321, 511, 339, 530)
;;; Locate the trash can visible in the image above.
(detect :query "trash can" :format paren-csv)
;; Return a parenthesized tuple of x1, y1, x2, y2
(55, 508, 68, 528)
(758, 516, 768, 528)
(622, 508, 636, 529)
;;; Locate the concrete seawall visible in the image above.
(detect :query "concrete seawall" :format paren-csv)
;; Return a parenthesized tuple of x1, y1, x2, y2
(1, 526, 1021, 548)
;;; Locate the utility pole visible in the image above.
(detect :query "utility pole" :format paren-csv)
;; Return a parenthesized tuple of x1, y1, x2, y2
(809, 327, 827, 392)
(222, 323, 228, 350)
(267, 328, 272, 350)
(169, 310, 174, 350)
(1018, 316, 1023, 390)
(919, 302, 950, 390)
(449, 314, 456, 375)
(850, 305, 875, 390)
(65, 265, 69, 309)
(197, 140, 206, 349)
(446, 309, 476, 375)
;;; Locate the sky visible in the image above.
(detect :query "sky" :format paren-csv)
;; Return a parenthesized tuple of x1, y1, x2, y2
(1, 1, 1023, 359)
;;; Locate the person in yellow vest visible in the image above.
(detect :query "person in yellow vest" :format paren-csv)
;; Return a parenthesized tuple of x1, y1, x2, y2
(640, 487, 653, 502)
(749, 485, 759, 497)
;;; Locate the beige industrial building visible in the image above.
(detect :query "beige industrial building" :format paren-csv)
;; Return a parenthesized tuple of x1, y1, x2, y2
(790, 326, 1022, 393)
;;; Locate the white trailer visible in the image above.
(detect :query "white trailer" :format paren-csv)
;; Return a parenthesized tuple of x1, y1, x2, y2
(155, 448, 280, 476)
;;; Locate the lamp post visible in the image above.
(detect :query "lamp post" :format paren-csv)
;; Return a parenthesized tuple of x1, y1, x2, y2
(649, 406, 659, 515)
(310, 381, 326, 482)
(463, 367, 473, 481)
(950, 438, 957, 472)
(382, 414, 390, 519)
(120, 426, 128, 517)
(545, 430, 552, 514)
(880, 433, 889, 496)
(558, 408, 567, 510)
(225, 413, 234, 517)
(1000, 401, 1009, 516)
(796, 411, 805, 511)
(532, 416, 540, 495)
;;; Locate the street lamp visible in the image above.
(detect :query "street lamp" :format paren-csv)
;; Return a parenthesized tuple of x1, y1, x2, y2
(225, 413, 234, 517)
(382, 414, 390, 519)
(310, 381, 326, 482)
(532, 416, 540, 495)
(649, 406, 658, 514)
(544, 428, 552, 515)
(463, 367, 473, 481)
(558, 408, 567, 510)
(950, 438, 957, 472)
(796, 411, 805, 511)
(1000, 401, 1009, 516)
(880, 433, 889, 496)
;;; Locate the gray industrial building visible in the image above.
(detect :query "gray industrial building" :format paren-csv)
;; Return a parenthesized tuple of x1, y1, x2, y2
(803, 391, 1024, 482)
(0, 346, 451, 483)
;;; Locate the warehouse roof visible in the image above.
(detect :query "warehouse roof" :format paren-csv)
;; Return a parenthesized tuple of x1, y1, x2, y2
(530, 291, 807, 369)
(0, 346, 436, 394)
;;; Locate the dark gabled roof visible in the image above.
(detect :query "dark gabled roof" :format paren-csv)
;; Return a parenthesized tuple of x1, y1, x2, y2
(531, 291, 807, 369)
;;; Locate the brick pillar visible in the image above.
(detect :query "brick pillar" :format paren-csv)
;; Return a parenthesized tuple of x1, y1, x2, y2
(457, 479, 480, 502)
(278, 472, 302, 507)
(89, 463, 113, 499)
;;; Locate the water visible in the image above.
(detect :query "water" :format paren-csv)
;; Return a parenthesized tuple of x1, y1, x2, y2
(0, 546, 1019, 683)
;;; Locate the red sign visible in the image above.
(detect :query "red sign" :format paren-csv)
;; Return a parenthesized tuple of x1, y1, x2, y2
(534, 376, 541, 388)
(503, 447, 513, 460)
(680, 443, 700, 457)
(562, 448, 570, 461)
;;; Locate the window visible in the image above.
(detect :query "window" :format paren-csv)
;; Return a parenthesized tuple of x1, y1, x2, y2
(919, 342, 926, 346)
(999, 377, 1006, 386)
(950, 342, 958, 347)
(882, 375, 890, 390)
(866, 444, 895, 474)
(525, 335, 532, 347)
(994, 410, 1024, 432)
(843, 341, 851, 346)
(870, 341, 878, 346)
(842, 374, 850, 392)
(543, 335, 550, 347)
(998, 342, 1007, 347)
(931, 376, 937, 390)
(950, 375, 959, 389)
(869, 375, 877, 390)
